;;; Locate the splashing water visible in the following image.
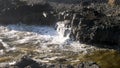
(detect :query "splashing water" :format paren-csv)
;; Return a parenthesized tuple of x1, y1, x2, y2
(54, 20, 71, 44)
(0, 22, 95, 66)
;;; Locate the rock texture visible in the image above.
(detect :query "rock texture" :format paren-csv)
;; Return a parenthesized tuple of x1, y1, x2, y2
(0, 0, 119, 25)
(69, 7, 120, 46)
(0, 0, 56, 25)
(0, 0, 120, 68)
(5, 56, 100, 68)
(55, 7, 120, 46)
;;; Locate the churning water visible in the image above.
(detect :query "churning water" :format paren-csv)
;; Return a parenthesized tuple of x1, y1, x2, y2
(0, 21, 95, 66)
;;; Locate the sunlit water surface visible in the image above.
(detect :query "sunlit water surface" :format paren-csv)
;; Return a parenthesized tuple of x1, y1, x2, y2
(0, 23, 101, 66)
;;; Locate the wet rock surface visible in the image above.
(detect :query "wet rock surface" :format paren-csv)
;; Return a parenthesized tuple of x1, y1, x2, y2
(69, 7, 120, 46)
(54, 7, 120, 46)
(70, 8, 120, 46)
(5, 56, 100, 68)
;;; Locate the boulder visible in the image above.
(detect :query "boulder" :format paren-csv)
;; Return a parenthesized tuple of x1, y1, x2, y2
(15, 56, 46, 68)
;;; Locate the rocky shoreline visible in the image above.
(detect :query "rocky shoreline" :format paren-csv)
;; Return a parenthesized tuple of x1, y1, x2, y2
(0, 0, 120, 68)
(4, 56, 100, 68)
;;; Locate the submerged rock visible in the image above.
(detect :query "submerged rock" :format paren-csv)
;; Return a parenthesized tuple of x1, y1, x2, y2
(14, 56, 46, 68)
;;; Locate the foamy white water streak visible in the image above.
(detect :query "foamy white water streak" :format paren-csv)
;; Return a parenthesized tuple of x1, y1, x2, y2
(0, 22, 95, 66)
(0, 22, 94, 52)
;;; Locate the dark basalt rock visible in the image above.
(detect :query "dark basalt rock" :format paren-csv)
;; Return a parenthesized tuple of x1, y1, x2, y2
(76, 62, 100, 68)
(56, 7, 120, 46)
(0, 0, 57, 25)
(70, 7, 120, 46)
(14, 56, 47, 68)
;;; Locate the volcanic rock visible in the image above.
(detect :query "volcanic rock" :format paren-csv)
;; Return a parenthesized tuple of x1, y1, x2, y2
(70, 7, 120, 46)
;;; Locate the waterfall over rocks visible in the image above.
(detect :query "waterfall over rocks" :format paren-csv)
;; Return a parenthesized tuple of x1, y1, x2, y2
(56, 20, 71, 38)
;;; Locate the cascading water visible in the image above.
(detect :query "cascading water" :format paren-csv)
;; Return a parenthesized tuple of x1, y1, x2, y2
(0, 22, 95, 66)
(56, 20, 71, 38)
(54, 20, 71, 45)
